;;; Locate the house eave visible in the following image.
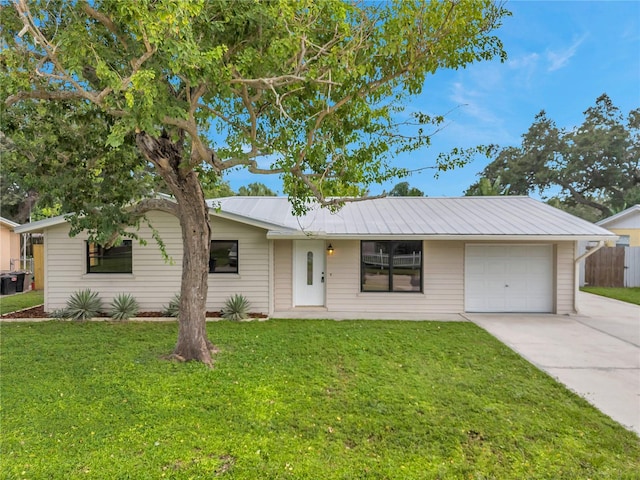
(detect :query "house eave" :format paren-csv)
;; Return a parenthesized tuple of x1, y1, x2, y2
(14, 215, 68, 234)
(0, 216, 20, 229)
(596, 205, 640, 227)
(265, 232, 618, 242)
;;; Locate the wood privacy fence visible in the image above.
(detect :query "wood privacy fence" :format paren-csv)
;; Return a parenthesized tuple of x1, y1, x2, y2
(584, 246, 640, 288)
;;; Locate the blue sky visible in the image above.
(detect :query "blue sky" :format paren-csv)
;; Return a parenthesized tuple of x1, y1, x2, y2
(225, 1, 640, 197)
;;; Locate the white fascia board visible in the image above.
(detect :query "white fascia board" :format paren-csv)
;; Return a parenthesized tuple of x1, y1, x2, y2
(0, 217, 20, 228)
(266, 232, 618, 242)
(14, 215, 69, 234)
(596, 205, 640, 226)
(266, 230, 327, 239)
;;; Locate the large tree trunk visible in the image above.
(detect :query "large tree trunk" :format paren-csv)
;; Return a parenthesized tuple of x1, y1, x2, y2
(172, 174, 216, 365)
(136, 132, 216, 366)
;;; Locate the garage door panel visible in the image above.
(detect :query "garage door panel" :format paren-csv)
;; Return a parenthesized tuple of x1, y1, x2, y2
(466, 261, 487, 275)
(465, 245, 553, 313)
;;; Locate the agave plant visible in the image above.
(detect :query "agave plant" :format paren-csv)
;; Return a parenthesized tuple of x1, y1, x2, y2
(66, 289, 102, 321)
(109, 293, 139, 321)
(162, 294, 181, 318)
(50, 308, 70, 320)
(221, 294, 251, 321)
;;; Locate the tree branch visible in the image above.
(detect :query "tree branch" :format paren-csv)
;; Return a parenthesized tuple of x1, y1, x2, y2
(80, 1, 129, 51)
(559, 180, 612, 217)
(6, 89, 84, 105)
(129, 197, 179, 218)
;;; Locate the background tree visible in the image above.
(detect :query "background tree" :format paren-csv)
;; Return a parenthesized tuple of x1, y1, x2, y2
(388, 181, 424, 197)
(237, 182, 277, 197)
(464, 176, 509, 196)
(1, 99, 152, 227)
(467, 94, 640, 220)
(2, 0, 508, 365)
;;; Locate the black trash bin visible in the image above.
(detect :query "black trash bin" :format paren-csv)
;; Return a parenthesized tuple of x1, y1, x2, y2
(0, 275, 17, 295)
(11, 272, 26, 293)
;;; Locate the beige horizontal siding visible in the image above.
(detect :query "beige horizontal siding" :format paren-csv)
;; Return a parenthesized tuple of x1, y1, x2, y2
(321, 240, 464, 315)
(43, 211, 269, 314)
(273, 240, 293, 311)
(556, 241, 575, 314)
(424, 241, 465, 313)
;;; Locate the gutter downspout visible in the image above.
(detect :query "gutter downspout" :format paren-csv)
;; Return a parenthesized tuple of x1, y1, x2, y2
(574, 240, 605, 313)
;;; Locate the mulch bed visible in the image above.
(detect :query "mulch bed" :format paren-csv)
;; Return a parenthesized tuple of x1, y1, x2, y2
(1, 305, 47, 318)
(1, 306, 267, 319)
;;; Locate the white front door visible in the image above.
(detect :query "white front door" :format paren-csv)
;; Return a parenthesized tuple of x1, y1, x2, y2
(293, 240, 326, 306)
(465, 244, 554, 313)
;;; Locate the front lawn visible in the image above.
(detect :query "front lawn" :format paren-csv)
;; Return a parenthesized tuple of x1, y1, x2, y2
(581, 286, 640, 305)
(1, 320, 638, 479)
(0, 289, 44, 315)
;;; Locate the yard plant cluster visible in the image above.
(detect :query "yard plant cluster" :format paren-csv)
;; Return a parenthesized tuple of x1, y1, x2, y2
(1, 320, 638, 479)
(43, 289, 252, 321)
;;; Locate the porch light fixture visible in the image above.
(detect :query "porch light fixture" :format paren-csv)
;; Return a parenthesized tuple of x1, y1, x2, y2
(326, 243, 334, 255)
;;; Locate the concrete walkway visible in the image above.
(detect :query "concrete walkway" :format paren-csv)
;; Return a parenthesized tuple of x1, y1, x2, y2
(466, 292, 640, 435)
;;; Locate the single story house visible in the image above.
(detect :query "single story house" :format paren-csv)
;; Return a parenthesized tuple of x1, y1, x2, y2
(0, 216, 21, 272)
(596, 205, 640, 247)
(15, 196, 616, 317)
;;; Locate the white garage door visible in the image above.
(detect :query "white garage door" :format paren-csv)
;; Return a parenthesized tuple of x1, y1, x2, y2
(465, 245, 554, 313)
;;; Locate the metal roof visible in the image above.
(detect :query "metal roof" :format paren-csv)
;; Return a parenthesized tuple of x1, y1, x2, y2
(15, 196, 616, 241)
(596, 204, 640, 228)
(14, 215, 67, 234)
(211, 196, 617, 240)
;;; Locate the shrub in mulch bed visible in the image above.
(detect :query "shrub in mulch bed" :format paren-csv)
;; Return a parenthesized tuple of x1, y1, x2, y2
(1, 306, 267, 319)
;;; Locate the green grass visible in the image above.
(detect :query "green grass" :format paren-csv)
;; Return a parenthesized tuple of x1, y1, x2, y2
(0, 290, 44, 315)
(581, 286, 640, 305)
(1, 320, 638, 479)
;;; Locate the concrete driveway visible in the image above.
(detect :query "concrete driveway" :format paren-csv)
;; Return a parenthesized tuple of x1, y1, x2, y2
(466, 292, 640, 435)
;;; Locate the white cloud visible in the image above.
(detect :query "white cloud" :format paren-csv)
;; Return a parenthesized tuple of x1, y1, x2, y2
(449, 82, 500, 126)
(508, 52, 540, 70)
(546, 34, 587, 72)
(506, 52, 541, 88)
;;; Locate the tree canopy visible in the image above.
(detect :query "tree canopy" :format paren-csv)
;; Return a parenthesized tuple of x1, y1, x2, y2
(464, 176, 509, 196)
(388, 181, 424, 197)
(237, 182, 277, 197)
(466, 94, 640, 220)
(2, 0, 509, 363)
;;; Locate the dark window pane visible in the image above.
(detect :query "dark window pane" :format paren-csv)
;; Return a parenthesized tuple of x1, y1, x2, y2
(210, 240, 238, 273)
(361, 241, 390, 291)
(307, 251, 313, 285)
(87, 240, 132, 274)
(391, 241, 422, 292)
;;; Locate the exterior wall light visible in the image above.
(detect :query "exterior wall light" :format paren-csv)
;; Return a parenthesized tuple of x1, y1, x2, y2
(326, 243, 334, 255)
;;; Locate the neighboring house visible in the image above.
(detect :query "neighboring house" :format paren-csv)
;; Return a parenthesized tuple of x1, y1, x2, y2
(0, 216, 20, 272)
(596, 205, 640, 247)
(578, 205, 640, 288)
(15, 196, 615, 317)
